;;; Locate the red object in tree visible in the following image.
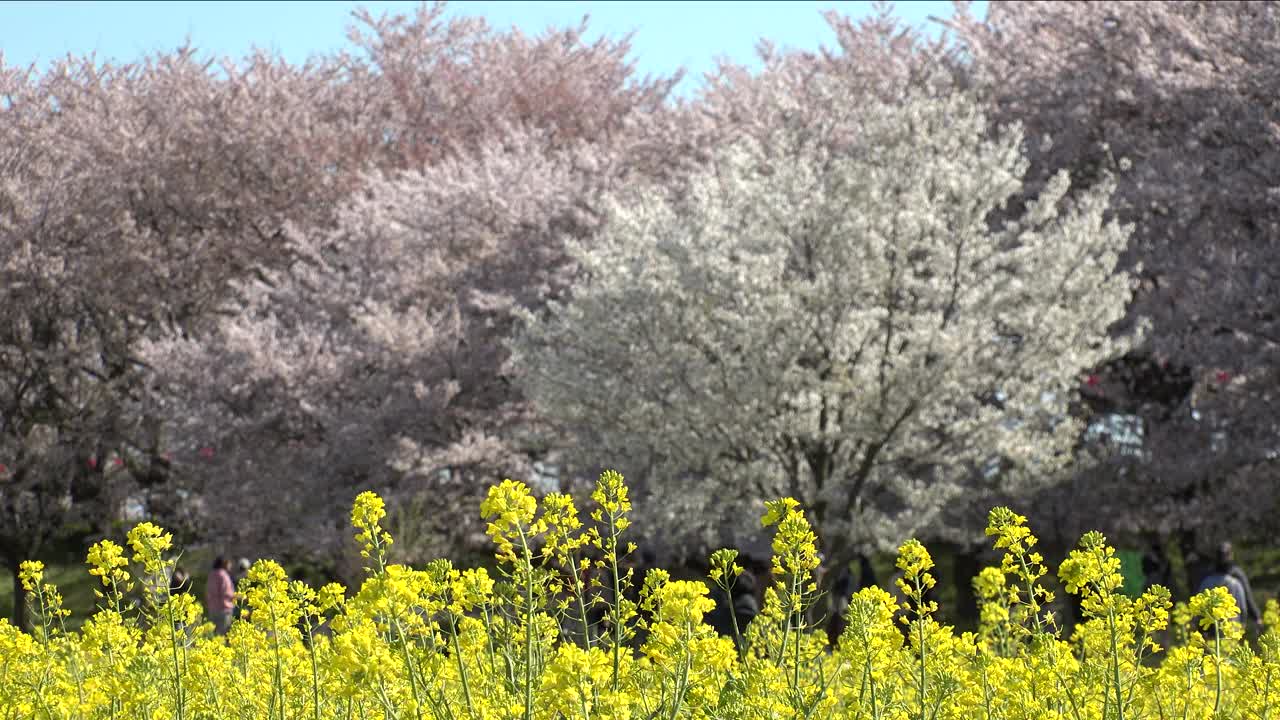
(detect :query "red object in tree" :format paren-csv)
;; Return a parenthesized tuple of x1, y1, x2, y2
(112, 457, 124, 467)
(87, 457, 98, 469)
(1085, 374, 1101, 387)
(0, 463, 7, 474)
(198, 447, 215, 459)
(1217, 371, 1232, 384)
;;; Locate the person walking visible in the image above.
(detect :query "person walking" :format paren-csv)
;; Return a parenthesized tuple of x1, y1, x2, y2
(206, 557, 236, 636)
(232, 558, 252, 620)
(1197, 541, 1262, 629)
(233, 557, 252, 588)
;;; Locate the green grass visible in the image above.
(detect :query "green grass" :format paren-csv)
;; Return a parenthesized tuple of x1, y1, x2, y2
(1, 558, 101, 631)
(1, 545, 216, 631)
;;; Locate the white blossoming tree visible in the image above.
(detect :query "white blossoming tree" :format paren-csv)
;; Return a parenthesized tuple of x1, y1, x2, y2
(514, 87, 1137, 570)
(949, 1, 1280, 571)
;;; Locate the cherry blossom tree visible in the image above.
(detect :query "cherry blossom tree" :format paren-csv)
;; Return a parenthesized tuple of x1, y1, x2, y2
(137, 4, 683, 568)
(513, 81, 1138, 577)
(948, 1, 1280, 568)
(0, 44, 378, 622)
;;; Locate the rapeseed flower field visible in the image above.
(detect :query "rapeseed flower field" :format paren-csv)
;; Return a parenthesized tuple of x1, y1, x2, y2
(2, 470, 1276, 720)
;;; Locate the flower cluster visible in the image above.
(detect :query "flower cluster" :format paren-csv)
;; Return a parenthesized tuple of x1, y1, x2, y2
(479, 479, 542, 565)
(3, 471, 1278, 720)
(984, 506, 1056, 639)
(352, 491, 394, 566)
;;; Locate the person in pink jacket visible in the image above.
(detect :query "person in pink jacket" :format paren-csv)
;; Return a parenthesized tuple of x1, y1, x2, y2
(206, 556, 236, 635)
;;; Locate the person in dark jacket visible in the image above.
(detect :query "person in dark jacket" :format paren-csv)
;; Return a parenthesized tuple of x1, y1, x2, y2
(1141, 538, 1172, 591)
(1197, 541, 1262, 629)
(826, 565, 853, 645)
(169, 566, 193, 596)
(733, 569, 760, 630)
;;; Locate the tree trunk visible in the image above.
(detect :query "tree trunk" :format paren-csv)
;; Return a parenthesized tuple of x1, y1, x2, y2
(8, 556, 26, 632)
(1177, 529, 1202, 600)
(855, 552, 878, 591)
(951, 545, 981, 630)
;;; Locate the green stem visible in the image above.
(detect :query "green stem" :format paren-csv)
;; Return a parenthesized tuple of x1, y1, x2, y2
(667, 623, 693, 720)
(393, 616, 425, 720)
(482, 604, 498, 677)
(792, 572, 804, 693)
(53, 596, 87, 711)
(1259, 666, 1269, 720)
(375, 676, 401, 720)
(451, 616, 476, 717)
(608, 513, 624, 692)
(866, 652, 881, 720)
(980, 658, 992, 720)
(306, 620, 321, 720)
(721, 581, 745, 660)
(1212, 622, 1223, 718)
(1017, 553, 1044, 635)
(1181, 652, 1192, 720)
(1109, 606, 1123, 720)
(916, 576, 928, 720)
(268, 600, 287, 720)
(167, 597, 186, 720)
(567, 557, 593, 649)
(1262, 665, 1272, 720)
(520, 529, 536, 720)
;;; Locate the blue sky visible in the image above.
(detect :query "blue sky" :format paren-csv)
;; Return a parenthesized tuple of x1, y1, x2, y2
(1, 1, 984, 95)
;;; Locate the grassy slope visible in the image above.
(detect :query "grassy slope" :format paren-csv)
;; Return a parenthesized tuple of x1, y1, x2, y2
(1, 546, 215, 631)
